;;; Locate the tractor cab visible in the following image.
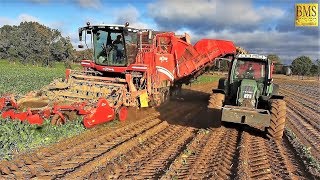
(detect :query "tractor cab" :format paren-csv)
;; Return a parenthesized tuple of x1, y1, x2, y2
(226, 54, 272, 108)
(78, 22, 139, 67)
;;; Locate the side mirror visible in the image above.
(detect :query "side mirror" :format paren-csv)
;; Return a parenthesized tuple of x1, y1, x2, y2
(78, 44, 84, 48)
(124, 22, 129, 36)
(217, 60, 221, 69)
(96, 32, 100, 40)
(78, 29, 83, 41)
(124, 28, 129, 36)
(123, 28, 129, 36)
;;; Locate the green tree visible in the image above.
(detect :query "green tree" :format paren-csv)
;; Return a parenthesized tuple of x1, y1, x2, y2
(291, 56, 313, 77)
(73, 48, 93, 62)
(310, 59, 320, 77)
(0, 25, 14, 60)
(267, 54, 281, 64)
(0, 22, 75, 66)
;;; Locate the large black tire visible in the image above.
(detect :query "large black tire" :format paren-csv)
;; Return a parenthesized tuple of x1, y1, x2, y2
(207, 93, 225, 127)
(218, 78, 226, 89)
(267, 99, 286, 140)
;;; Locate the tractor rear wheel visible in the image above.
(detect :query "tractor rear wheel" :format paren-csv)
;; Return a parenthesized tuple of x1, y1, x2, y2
(207, 93, 225, 127)
(267, 99, 286, 140)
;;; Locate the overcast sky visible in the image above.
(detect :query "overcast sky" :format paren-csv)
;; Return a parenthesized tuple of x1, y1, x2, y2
(0, 0, 319, 64)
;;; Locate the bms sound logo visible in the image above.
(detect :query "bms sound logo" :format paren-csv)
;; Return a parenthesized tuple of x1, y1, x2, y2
(295, 3, 319, 26)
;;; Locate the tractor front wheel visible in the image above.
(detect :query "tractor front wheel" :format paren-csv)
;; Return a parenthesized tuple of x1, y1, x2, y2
(207, 93, 225, 127)
(267, 99, 286, 140)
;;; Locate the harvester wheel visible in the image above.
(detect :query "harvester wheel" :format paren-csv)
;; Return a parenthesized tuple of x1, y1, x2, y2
(207, 93, 225, 127)
(117, 106, 128, 122)
(267, 99, 286, 140)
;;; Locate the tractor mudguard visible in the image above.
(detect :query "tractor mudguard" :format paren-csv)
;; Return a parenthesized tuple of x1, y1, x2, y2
(221, 105, 271, 127)
(212, 89, 225, 94)
(218, 78, 226, 89)
(270, 95, 284, 100)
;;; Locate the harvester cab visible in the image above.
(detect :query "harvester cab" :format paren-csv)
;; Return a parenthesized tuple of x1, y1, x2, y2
(78, 22, 142, 67)
(209, 54, 287, 140)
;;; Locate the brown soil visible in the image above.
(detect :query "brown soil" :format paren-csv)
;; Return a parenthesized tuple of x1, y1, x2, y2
(276, 78, 320, 162)
(0, 81, 318, 179)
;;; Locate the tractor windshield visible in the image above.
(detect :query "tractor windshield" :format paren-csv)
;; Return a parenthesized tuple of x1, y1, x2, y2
(233, 58, 267, 82)
(93, 29, 138, 66)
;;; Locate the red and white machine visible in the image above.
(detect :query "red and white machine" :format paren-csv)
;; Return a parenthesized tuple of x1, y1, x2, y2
(0, 22, 237, 128)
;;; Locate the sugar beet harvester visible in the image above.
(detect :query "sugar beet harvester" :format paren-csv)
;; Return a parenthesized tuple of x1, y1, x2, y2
(0, 22, 236, 128)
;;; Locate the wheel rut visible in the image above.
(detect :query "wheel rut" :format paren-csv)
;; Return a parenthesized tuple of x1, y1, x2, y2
(0, 80, 316, 179)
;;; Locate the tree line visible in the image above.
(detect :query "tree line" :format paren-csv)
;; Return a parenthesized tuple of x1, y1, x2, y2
(0, 22, 91, 66)
(268, 54, 320, 77)
(214, 54, 319, 77)
(291, 56, 319, 77)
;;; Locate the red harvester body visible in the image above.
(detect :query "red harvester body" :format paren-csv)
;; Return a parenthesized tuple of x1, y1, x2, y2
(0, 23, 236, 127)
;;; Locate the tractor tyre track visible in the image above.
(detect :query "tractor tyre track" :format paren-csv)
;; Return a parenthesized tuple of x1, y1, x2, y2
(0, 102, 194, 179)
(0, 80, 317, 179)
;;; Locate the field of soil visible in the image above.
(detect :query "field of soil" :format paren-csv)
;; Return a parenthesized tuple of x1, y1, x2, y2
(0, 77, 319, 179)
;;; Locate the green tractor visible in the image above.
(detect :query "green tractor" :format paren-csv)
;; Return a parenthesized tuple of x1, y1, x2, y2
(209, 54, 286, 140)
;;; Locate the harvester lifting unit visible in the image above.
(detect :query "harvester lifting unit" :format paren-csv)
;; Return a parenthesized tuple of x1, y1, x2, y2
(1, 22, 236, 128)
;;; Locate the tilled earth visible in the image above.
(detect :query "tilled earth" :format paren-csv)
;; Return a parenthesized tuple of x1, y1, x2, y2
(0, 79, 319, 179)
(277, 79, 320, 159)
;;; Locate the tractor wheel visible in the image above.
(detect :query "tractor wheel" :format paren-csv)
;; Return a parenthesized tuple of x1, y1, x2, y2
(267, 99, 286, 140)
(207, 93, 225, 127)
(217, 78, 226, 89)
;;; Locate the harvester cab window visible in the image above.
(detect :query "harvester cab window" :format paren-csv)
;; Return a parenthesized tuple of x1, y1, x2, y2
(94, 30, 127, 66)
(124, 31, 138, 64)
